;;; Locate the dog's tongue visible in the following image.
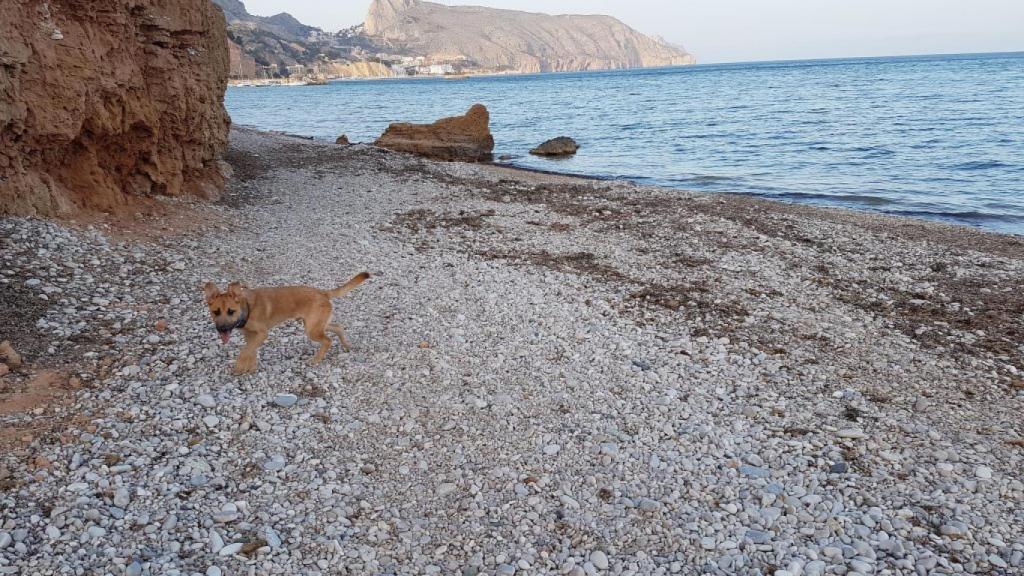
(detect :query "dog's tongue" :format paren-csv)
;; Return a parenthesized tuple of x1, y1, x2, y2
(219, 330, 231, 344)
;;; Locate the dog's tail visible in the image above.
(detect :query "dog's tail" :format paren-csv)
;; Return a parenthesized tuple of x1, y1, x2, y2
(326, 272, 370, 299)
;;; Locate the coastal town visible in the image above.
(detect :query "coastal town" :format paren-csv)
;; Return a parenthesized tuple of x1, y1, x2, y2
(228, 38, 464, 86)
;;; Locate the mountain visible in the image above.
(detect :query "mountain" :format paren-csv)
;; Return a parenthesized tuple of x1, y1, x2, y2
(363, 0, 694, 73)
(212, 0, 317, 42)
(211, 0, 694, 81)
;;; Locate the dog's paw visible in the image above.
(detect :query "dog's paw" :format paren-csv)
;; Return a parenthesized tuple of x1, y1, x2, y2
(232, 363, 257, 375)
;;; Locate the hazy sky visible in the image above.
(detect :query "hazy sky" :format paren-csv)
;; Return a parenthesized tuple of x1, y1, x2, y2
(241, 0, 1024, 63)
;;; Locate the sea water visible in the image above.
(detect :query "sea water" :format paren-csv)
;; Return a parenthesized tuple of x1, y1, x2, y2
(226, 52, 1024, 235)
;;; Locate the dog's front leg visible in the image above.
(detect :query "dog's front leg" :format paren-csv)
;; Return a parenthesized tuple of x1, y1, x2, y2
(234, 329, 267, 375)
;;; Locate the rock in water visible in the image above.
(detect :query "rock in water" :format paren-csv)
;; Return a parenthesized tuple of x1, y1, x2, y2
(374, 104, 494, 162)
(530, 137, 579, 157)
(0, 0, 230, 217)
(336, 135, 350, 145)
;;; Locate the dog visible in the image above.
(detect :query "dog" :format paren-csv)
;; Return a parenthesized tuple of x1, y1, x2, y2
(202, 272, 369, 374)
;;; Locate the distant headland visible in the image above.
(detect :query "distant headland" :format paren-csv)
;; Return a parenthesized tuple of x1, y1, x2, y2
(216, 0, 695, 84)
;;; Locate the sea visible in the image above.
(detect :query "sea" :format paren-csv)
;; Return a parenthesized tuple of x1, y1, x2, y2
(225, 52, 1024, 235)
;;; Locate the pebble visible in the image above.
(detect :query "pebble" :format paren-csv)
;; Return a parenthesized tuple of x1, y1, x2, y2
(638, 497, 661, 512)
(264, 526, 282, 547)
(218, 542, 243, 556)
(805, 560, 826, 576)
(274, 393, 298, 407)
(837, 428, 868, 439)
(196, 394, 216, 408)
(739, 465, 771, 478)
(113, 487, 131, 508)
(976, 466, 993, 479)
(940, 522, 969, 538)
(745, 529, 772, 544)
(262, 455, 286, 471)
(590, 551, 609, 570)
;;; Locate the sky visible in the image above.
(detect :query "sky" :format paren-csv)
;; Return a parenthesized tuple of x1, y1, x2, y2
(241, 0, 1024, 63)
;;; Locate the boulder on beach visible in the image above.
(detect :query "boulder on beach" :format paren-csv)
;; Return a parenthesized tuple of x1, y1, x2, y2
(530, 137, 579, 157)
(336, 135, 351, 145)
(374, 104, 494, 162)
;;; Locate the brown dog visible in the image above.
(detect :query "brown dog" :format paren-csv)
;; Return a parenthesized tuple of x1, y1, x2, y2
(202, 272, 369, 374)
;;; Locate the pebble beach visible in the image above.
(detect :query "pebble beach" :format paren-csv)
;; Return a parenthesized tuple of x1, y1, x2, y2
(1, 128, 1022, 575)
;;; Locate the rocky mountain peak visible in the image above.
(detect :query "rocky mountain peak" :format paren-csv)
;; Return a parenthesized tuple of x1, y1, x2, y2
(365, 0, 418, 36)
(361, 0, 694, 73)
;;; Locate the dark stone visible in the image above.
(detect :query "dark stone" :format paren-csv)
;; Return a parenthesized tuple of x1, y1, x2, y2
(530, 136, 579, 157)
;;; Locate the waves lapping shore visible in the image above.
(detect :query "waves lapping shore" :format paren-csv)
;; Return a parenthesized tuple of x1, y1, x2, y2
(2, 128, 1022, 574)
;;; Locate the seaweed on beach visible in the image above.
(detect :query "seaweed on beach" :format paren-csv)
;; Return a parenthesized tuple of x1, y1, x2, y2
(476, 249, 629, 283)
(391, 208, 498, 233)
(891, 277, 1024, 373)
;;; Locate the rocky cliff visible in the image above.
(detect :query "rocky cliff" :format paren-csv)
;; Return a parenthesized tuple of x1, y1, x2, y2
(364, 0, 694, 73)
(324, 61, 395, 79)
(0, 0, 231, 217)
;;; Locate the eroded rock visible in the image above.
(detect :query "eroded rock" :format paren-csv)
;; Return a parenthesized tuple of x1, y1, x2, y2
(0, 0, 231, 216)
(374, 104, 494, 162)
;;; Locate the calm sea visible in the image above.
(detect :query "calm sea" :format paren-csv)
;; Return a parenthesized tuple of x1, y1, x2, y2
(226, 52, 1024, 235)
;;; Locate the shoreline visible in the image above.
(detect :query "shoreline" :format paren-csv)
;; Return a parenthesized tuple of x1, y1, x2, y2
(238, 125, 1024, 239)
(1, 126, 1022, 573)
(225, 63, 702, 88)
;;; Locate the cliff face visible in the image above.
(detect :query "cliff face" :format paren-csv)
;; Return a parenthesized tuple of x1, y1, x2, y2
(323, 61, 395, 79)
(0, 0, 231, 217)
(363, 0, 694, 73)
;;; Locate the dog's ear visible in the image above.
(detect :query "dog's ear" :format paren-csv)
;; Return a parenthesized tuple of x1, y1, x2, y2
(202, 282, 219, 303)
(226, 282, 248, 299)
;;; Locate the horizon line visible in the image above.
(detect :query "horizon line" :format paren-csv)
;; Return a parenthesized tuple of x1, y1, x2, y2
(697, 49, 1024, 66)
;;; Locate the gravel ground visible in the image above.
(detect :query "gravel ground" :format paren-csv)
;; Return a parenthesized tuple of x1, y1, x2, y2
(1, 127, 1023, 576)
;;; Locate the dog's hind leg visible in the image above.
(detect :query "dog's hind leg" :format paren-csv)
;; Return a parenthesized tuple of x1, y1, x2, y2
(305, 314, 333, 365)
(326, 323, 351, 351)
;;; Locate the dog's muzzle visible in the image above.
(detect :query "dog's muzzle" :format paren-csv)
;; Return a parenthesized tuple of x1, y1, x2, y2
(214, 306, 248, 344)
